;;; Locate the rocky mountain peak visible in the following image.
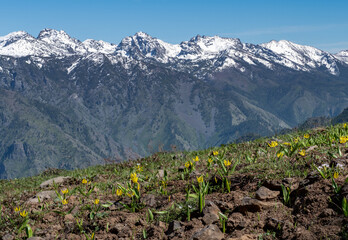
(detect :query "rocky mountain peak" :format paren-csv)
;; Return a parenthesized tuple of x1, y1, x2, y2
(261, 39, 339, 75)
(83, 39, 117, 55)
(0, 31, 34, 47)
(335, 50, 348, 64)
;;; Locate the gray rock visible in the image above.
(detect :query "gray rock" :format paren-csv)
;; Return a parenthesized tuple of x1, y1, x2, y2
(26, 190, 56, 204)
(157, 169, 165, 178)
(109, 223, 131, 235)
(167, 220, 182, 234)
(202, 201, 220, 225)
(215, 200, 234, 211)
(2, 234, 14, 240)
(237, 197, 280, 213)
(228, 212, 248, 229)
(142, 194, 156, 207)
(40, 176, 71, 188)
(191, 224, 224, 240)
(255, 186, 279, 201)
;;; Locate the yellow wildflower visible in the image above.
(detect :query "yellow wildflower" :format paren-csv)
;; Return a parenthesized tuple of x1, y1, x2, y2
(62, 199, 68, 205)
(14, 207, 20, 212)
(208, 158, 213, 163)
(213, 151, 218, 156)
(61, 189, 69, 195)
(299, 149, 306, 156)
(185, 161, 191, 168)
(197, 176, 203, 183)
(340, 136, 348, 144)
(82, 179, 87, 184)
(333, 172, 339, 179)
(277, 152, 284, 158)
(116, 188, 123, 196)
(294, 137, 299, 143)
(224, 159, 231, 166)
(127, 191, 135, 197)
(193, 156, 199, 162)
(268, 141, 278, 148)
(136, 164, 143, 172)
(20, 210, 28, 217)
(344, 123, 347, 128)
(304, 133, 309, 139)
(130, 172, 138, 183)
(137, 182, 140, 191)
(94, 199, 100, 205)
(283, 142, 291, 146)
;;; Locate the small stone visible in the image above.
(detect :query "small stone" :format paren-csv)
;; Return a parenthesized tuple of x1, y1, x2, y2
(228, 212, 248, 229)
(166, 220, 182, 234)
(142, 194, 156, 207)
(306, 145, 318, 152)
(2, 234, 14, 240)
(109, 223, 130, 235)
(191, 224, 224, 240)
(202, 201, 220, 225)
(157, 169, 165, 178)
(40, 176, 71, 188)
(255, 186, 279, 201)
(26, 190, 56, 204)
(64, 214, 75, 223)
(189, 171, 201, 178)
(214, 200, 234, 211)
(238, 197, 261, 212)
(236, 197, 280, 213)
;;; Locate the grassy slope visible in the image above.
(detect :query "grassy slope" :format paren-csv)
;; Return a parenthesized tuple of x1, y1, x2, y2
(0, 123, 347, 239)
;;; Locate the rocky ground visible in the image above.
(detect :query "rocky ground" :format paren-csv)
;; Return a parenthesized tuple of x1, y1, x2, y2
(1, 168, 348, 239)
(1, 125, 348, 239)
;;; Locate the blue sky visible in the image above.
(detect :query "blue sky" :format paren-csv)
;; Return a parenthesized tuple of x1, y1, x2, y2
(1, 0, 347, 53)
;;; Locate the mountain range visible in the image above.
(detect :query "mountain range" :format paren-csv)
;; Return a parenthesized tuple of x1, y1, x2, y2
(1, 29, 348, 179)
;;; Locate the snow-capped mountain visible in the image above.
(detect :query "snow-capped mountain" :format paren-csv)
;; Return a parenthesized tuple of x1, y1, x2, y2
(1, 29, 348, 179)
(0, 29, 346, 76)
(335, 50, 348, 64)
(260, 40, 339, 75)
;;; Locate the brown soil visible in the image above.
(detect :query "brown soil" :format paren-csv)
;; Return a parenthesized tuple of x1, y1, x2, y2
(2, 171, 348, 240)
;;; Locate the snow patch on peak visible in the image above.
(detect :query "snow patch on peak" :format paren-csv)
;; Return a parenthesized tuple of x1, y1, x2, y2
(83, 39, 116, 55)
(178, 35, 243, 60)
(0, 31, 34, 47)
(38, 29, 86, 55)
(38, 29, 70, 40)
(335, 50, 348, 64)
(117, 32, 179, 62)
(133, 31, 151, 38)
(0, 31, 31, 40)
(261, 40, 339, 75)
